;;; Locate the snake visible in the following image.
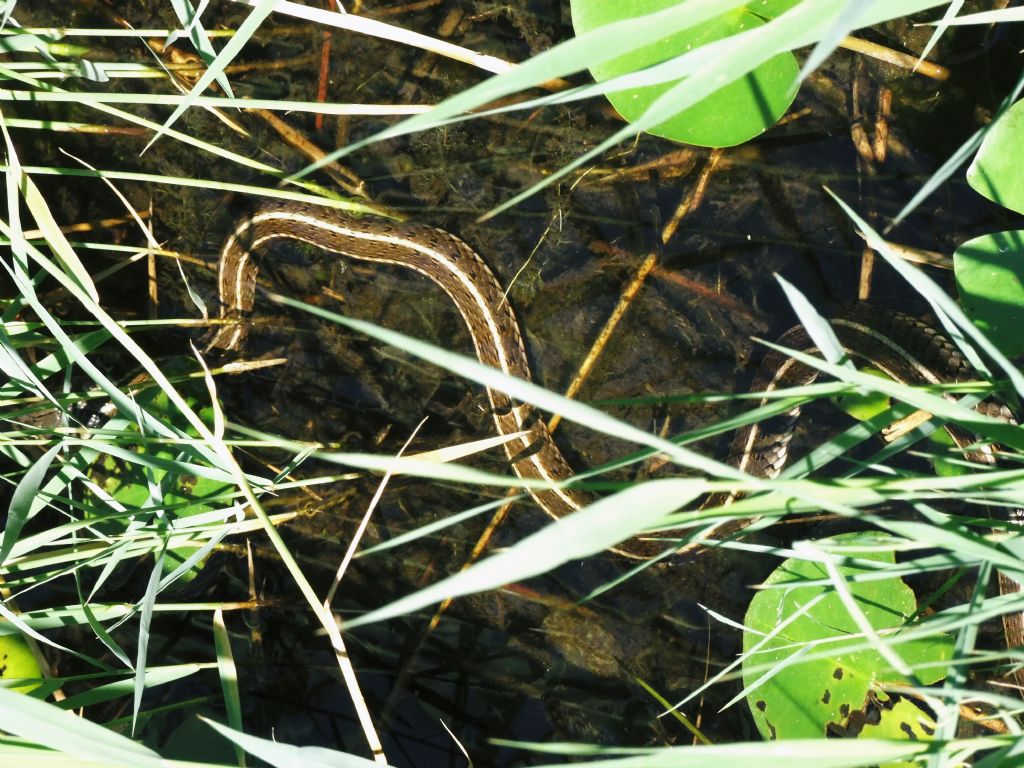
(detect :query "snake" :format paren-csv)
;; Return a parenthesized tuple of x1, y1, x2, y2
(209, 200, 1023, 660)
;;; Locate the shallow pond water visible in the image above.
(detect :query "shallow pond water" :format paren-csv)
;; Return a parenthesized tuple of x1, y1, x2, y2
(7, 1, 1024, 765)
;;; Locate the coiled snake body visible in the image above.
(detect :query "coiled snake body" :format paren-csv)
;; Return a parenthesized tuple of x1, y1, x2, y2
(209, 201, 1022, 662)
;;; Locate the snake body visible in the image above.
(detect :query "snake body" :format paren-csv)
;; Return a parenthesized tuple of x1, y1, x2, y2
(211, 201, 1021, 658)
(209, 201, 589, 540)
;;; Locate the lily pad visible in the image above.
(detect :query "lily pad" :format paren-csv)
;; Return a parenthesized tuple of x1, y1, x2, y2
(0, 634, 43, 694)
(85, 364, 234, 583)
(833, 368, 964, 477)
(571, 0, 799, 147)
(953, 230, 1024, 358)
(858, 692, 935, 741)
(967, 98, 1024, 216)
(743, 532, 952, 740)
(825, 692, 934, 768)
(758, 0, 804, 16)
(833, 368, 893, 422)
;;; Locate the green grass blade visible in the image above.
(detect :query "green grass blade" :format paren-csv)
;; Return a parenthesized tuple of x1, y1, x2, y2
(796, 1, 872, 80)
(199, 716, 388, 768)
(0, 686, 162, 768)
(776, 274, 852, 367)
(0, 88, 432, 115)
(157, 527, 234, 592)
(927, 6, 1024, 24)
(489, 738, 933, 766)
(143, 0, 276, 150)
(756, 337, 1023, 449)
(212, 608, 244, 767)
(0, 63, 333, 198)
(56, 664, 203, 710)
(0, 601, 108, 670)
(914, 0, 962, 65)
(16, 167, 98, 302)
(346, 479, 705, 628)
(358, 496, 517, 556)
(829, 189, 1024, 397)
(268, 292, 744, 481)
(889, 69, 1024, 228)
(0, 323, 64, 412)
(1, 443, 61, 564)
(166, 0, 234, 97)
(1, 164, 382, 214)
(131, 549, 165, 736)
(78, 596, 132, 671)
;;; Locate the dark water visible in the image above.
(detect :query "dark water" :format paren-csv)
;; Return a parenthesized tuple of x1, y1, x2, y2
(8, 1, 1024, 765)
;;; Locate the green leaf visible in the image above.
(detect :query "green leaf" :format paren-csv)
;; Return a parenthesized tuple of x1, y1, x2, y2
(967, 97, 1024, 215)
(743, 532, 953, 740)
(857, 694, 935, 768)
(571, 0, 799, 147)
(953, 230, 1024, 357)
(84, 367, 235, 581)
(756, 0, 805, 17)
(0, 633, 43, 694)
(832, 369, 893, 422)
(925, 428, 965, 478)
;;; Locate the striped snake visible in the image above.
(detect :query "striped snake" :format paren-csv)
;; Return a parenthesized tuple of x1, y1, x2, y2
(209, 201, 1023, 661)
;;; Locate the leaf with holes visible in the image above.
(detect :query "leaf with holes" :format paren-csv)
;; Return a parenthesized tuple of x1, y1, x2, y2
(0, 634, 42, 694)
(743, 532, 953, 740)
